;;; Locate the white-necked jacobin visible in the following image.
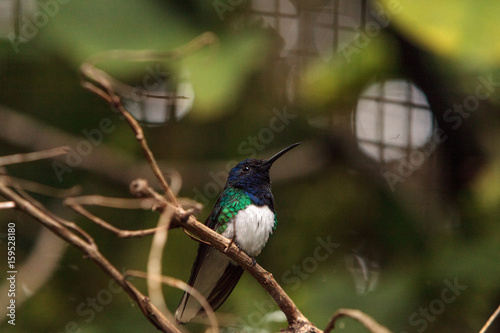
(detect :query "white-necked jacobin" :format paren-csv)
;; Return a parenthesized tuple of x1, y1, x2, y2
(175, 143, 301, 324)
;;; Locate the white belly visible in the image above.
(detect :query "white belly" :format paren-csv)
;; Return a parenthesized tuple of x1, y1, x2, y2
(222, 205, 275, 257)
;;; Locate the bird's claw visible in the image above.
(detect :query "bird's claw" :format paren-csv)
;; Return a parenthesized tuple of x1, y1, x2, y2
(234, 241, 243, 253)
(224, 239, 256, 266)
(226, 237, 243, 252)
(250, 257, 257, 267)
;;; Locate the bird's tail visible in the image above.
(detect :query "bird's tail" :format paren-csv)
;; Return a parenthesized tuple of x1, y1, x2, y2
(175, 248, 243, 324)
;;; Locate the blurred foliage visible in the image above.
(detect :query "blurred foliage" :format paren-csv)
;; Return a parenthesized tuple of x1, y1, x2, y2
(37, 0, 270, 116)
(0, 0, 499, 333)
(377, 0, 500, 69)
(300, 34, 398, 110)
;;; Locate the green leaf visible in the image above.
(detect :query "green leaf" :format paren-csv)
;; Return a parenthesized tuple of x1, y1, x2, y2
(377, 0, 500, 69)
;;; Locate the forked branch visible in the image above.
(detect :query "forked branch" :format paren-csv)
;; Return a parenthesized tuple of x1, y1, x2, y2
(0, 181, 180, 333)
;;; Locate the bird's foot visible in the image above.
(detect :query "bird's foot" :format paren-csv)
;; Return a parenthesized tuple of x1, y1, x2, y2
(224, 239, 243, 254)
(223, 239, 256, 266)
(234, 241, 243, 253)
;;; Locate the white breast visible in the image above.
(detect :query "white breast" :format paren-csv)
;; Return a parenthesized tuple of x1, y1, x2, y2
(222, 205, 275, 257)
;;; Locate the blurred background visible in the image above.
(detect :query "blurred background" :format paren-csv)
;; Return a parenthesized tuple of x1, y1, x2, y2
(0, 0, 499, 332)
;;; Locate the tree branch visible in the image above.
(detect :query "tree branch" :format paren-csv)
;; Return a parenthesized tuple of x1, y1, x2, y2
(0, 201, 15, 209)
(127, 270, 219, 332)
(479, 305, 500, 333)
(0, 146, 69, 166)
(79, 32, 217, 205)
(67, 201, 169, 238)
(324, 308, 392, 333)
(0, 182, 180, 333)
(147, 207, 175, 319)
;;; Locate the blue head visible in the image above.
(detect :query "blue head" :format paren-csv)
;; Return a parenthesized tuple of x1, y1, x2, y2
(226, 143, 301, 191)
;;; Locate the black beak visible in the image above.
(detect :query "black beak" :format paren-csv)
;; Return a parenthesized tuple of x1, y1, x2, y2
(262, 142, 301, 167)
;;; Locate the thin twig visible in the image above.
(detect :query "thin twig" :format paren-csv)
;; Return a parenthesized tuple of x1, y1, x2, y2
(0, 201, 15, 209)
(147, 207, 175, 318)
(479, 305, 500, 333)
(80, 33, 217, 206)
(324, 308, 392, 333)
(182, 228, 212, 246)
(163, 167, 183, 196)
(114, 98, 179, 204)
(67, 202, 170, 238)
(0, 146, 69, 166)
(126, 270, 219, 333)
(82, 78, 179, 205)
(65, 195, 156, 210)
(130, 178, 170, 204)
(81, 63, 188, 101)
(83, 32, 217, 65)
(9, 178, 96, 246)
(81, 71, 176, 201)
(0, 106, 151, 187)
(0, 175, 81, 198)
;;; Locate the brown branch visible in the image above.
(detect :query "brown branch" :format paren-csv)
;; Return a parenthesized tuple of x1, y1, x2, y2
(0, 146, 69, 166)
(147, 207, 174, 318)
(182, 228, 212, 246)
(324, 308, 392, 333)
(0, 201, 15, 209)
(67, 201, 169, 238)
(0, 106, 152, 186)
(127, 270, 219, 332)
(114, 97, 179, 204)
(80, 75, 178, 204)
(65, 195, 157, 210)
(0, 182, 180, 333)
(479, 305, 500, 333)
(80, 33, 218, 206)
(80, 62, 188, 101)
(0, 175, 81, 198)
(64, 194, 199, 239)
(8, 178, 97, 246)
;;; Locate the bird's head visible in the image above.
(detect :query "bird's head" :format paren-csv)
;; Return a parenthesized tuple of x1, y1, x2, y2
(226, 143, 300, 189)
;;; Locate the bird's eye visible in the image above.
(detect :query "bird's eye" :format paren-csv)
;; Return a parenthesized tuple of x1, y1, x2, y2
(243, 166, 250, 172)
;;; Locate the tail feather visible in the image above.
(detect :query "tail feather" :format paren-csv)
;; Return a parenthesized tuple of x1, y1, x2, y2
(175, 247, 244, 324)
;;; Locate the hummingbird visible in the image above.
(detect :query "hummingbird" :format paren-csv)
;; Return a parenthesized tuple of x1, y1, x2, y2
(175, 143, 301, 324)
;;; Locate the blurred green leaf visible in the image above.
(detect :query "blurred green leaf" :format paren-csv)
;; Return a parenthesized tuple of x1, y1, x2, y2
(300, 35, 396, 110)
(180, 32, 269, 118)
(378, 0, 500, 69)
(38, 0, 195, 62)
